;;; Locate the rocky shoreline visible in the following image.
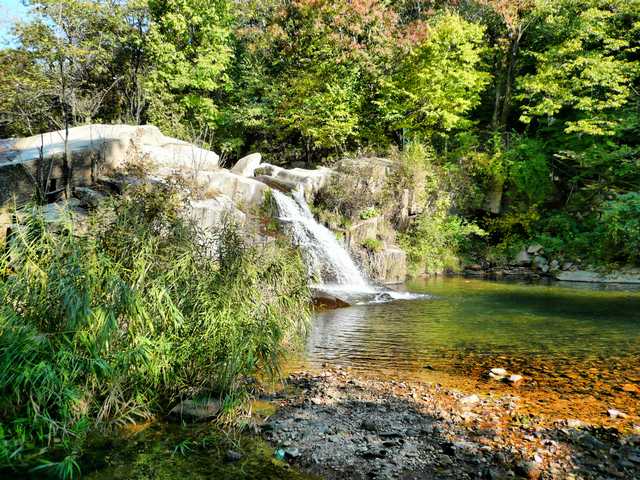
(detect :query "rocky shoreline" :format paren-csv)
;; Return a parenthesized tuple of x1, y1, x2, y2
(261, 368, 640, 480)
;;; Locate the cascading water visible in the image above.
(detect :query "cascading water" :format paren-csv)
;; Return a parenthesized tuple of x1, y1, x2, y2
(272, 187, 425, 303)
(271, 188, 372, 290)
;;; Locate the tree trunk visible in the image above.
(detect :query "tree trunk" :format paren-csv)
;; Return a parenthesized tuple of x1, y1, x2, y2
(59, 59, 72, 200)
(499, 28, 523, 129)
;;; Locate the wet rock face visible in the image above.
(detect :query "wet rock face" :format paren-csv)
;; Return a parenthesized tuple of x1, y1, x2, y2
(263, 370, 640, 480)
(311, 290, 351, 310)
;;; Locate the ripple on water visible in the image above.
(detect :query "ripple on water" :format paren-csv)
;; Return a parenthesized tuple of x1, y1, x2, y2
(304, 276, 640, 423)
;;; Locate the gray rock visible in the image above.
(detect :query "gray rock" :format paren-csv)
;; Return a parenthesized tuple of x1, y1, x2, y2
(74, 186, 106, 209)
(190, 196, 246, 230)
(555, 270, 640, 284)
(514, 249, 532, 266)
(533, 255, 548, 268)
(168, 398, 220, 421)
(284, 447, 301, 459)
(231, 152, 261, 177)
(527, 243, 544, 254)
(225, 450, 243, 462)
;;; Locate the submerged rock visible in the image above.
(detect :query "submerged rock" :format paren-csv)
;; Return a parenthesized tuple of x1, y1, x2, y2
(507, 374, 524, 385)
(168, 398, 220, 422)
(311, 290, 351, 310)
(608, 409, 629, 419)
(488, 368, 509, 380)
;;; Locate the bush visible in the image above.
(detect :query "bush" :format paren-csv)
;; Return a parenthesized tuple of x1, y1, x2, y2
(598, 193, 640, 265)
(361, 238, 383, 253)
(400, 203, 486, 275)
(0, 184, 310, 477)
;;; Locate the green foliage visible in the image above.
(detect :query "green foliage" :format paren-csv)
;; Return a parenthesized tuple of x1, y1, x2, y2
(361, 238, 383, 253)
(359, 207, 380, 220)
(145, 0, 234, 137)
(505, 137, 553, 204)
(395, 141, 487, 274)
(0, 185, 309, 476)
(518, 0, 640, 136)
(400, 207, 486, 275)
(380, 12, 490, 141)
(598, 193, 640, 264)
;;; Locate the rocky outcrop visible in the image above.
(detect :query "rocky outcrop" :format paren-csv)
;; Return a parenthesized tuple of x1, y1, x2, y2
(255, 163, 333, 198)
(343, 216, 389, 248)
(0, 124, 220, 206)
(363, 245, 407, 284)
(231, 153, 262, 177)
(555, 270, 640, 284)
(339, 214, 406, 284)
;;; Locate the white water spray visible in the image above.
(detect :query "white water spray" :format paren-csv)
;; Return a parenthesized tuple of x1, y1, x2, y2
(272, 188, 372, 290)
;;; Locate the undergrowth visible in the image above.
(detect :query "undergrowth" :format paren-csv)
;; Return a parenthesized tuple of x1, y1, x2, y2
(0, 183, 310, 478)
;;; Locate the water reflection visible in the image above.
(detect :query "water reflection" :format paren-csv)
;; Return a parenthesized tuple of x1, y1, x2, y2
(306, 277, 640, 422)
(309, 277, 640, 371)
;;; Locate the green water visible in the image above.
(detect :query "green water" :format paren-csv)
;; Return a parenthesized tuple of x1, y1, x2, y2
(308, 276, 640, 378)
(82, 423, 315, 480)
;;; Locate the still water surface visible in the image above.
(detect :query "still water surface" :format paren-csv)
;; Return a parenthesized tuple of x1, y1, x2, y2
(309, 276, 640, 371)
(306, 277, 640, 420)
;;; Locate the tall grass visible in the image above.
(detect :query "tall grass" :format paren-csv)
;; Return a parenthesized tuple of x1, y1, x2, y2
(0, 183, 310, 478)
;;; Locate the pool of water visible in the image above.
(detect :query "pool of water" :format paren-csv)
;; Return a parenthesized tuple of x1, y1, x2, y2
(305, 276, 640, 422)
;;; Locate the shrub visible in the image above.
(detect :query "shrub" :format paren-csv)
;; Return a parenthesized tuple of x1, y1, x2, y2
(598, 193, 640, 265)
(400, 201, 486, 275)
(0, 184, 310, 477)
(359, 207, 380, 220)
(361, 238, 383, 253)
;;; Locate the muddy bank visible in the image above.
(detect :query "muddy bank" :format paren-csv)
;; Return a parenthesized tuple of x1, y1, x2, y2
(261, 368, 640, 480)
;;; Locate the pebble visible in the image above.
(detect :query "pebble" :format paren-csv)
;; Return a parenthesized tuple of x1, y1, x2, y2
(608, 409, 629, 419)
(460, 394, 480, 405)
(507, 374, 524, 384)
(224, 450, 243, 462)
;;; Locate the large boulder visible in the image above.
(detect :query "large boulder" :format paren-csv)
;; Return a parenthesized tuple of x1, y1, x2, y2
(367, 244, 407, 284)
(196, 169, 267, 209)
(255, 163, 333, 198)
(143, 143, 219, 173)
(190, 195, 246, 229)
(0, 124, 220, 206)
(231, 153, 262, 177)
(1, 124, 168, 170)
(352, 242, 407, 285)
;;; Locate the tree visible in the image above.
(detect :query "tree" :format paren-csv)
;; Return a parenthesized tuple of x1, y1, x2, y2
(518, 0, 640, 136)
(145, 0, 234, 139)
(477, 0, 535, 131)
(380, 12, 490, 145)
(232, 0, 402, 161)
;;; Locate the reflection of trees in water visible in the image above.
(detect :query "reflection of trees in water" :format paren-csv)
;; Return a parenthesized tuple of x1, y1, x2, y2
(307, 277, 640, 404)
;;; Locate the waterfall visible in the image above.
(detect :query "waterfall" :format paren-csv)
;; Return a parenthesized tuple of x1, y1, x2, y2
(271, 189, 373, 291)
